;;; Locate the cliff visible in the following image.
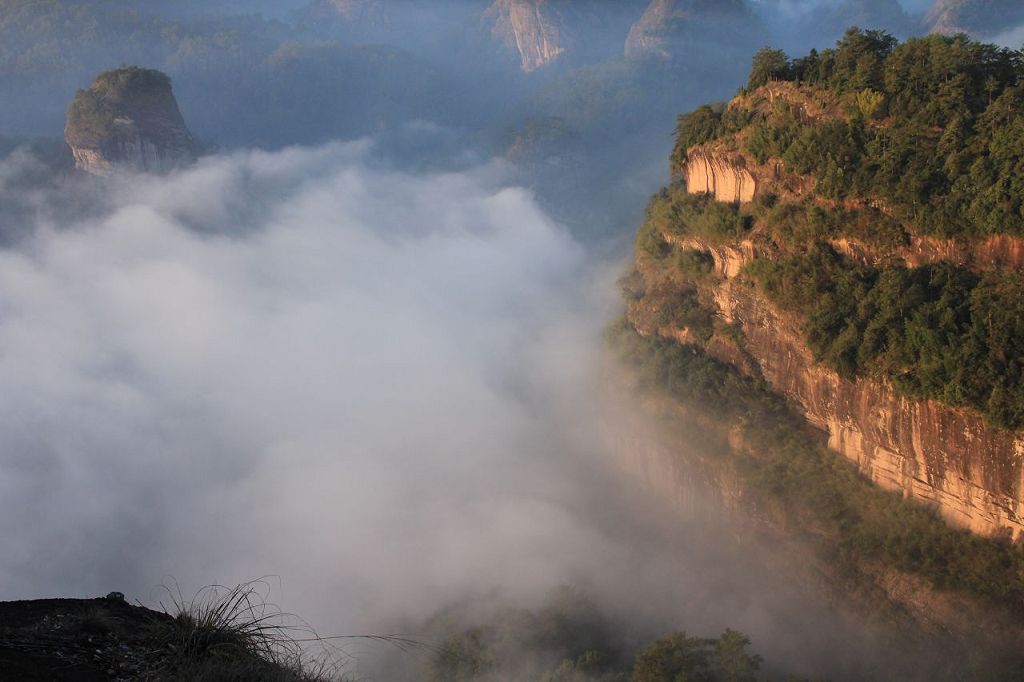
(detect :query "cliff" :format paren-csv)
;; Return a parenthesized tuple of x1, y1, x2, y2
(801, 0, 914, 40)
(627, 45, 1024, 539)
(682, 150, 757, 203)
(635, 232, 1024, 537)
(485, 0, 571, 71)
(602, 344, 1024, 676)
(630, 148, 1024, 538)
(484, 0, 648, 71)
(65, 67, 198, 176)
(924, 0, 1024, 37)
(624, 0, 757, 61)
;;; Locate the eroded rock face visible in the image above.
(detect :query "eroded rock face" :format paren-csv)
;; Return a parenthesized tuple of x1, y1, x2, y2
(485, 0, 570, 71)
(624, 0, 754, 61)
(831, 234, 1024, 272)
(924, 0, 1024, 37)
(65, 67, 198, 176)
(684, 151, 757, 203)
(640, 233, 1024, 538)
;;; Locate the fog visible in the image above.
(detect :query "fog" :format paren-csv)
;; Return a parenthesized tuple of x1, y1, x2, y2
(0, 142, 588, 604)
(0, 140, 936, 681)
(2, 1, 1021, 679)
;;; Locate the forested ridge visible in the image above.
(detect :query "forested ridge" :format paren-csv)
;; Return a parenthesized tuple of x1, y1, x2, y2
(675, 29, 1024, 239)
(657, 30, 1024, 429)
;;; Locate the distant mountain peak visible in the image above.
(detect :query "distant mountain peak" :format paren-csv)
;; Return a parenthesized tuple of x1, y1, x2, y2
(64, 67, 198, 176)
(924, 0, 1024, 37)
(484, 0, 572, 72)
(624, 0, 756, 61)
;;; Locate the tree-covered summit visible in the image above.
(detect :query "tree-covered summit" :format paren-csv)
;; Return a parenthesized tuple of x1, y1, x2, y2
(673, 29, 1024, 238)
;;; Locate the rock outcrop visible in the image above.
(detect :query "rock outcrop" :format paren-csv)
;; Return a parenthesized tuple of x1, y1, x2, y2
(924, 0, 1024, 37)
(634, 225, 1024, 538)
(800, 0, 914, 41)
(831, 233, 1024, 272)
(683, 150, 757, 203)
(65, 67, 198, 176)
(484, 0, 648, 71)
(624, 0, 756, 61)
(710, 263, 1024, 538)
(485, 0, 571, 71)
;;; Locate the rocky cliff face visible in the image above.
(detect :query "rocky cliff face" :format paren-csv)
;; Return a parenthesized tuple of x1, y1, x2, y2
(485, 0, 570, 71)
(65, 67, 198, 176)
(683, 150, 757, 203)
(924, 0, 1024, 37)
(624, 0, 755, 61)
(715, 261, 1024, 538)
(484, 0, 647, 71)
(832, 233, 1024, 272)
(633, 227, 1024, 538)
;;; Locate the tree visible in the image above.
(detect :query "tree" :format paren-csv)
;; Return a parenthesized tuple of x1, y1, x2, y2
(632, 633, 714, 682)
(714, 629, 762, 682)
(748, 47, 790, 90)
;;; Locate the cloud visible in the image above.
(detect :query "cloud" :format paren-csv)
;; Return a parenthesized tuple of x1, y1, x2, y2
(0, 142, 631, 632)
(0, 143, 928, 679)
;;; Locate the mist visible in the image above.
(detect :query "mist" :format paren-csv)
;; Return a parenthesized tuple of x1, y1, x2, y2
(4, 1, 1021, 680)
(0, 137, 936, 680)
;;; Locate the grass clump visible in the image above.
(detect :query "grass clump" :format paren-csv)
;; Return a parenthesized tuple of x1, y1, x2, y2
(149, 581, 343, 681)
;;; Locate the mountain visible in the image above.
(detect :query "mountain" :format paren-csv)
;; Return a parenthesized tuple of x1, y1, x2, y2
(624, 29, 1024, 540)
(624, 0, 761, 61)
(607, 30, 1024, 675)
(65, 67, 198, 176)
(484, 0, 648, 71)
(802, 0, 915, 41)
(924, 0, 1024, 37)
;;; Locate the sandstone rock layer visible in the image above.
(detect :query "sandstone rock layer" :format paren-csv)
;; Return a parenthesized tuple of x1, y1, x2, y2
(684, 151, 757, 203)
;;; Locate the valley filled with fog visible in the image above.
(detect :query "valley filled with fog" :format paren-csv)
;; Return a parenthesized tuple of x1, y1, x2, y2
(2, 1, 1024, 680)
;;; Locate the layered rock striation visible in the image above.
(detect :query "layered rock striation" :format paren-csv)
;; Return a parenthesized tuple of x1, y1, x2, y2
(485, 0, 570, 71)
(65, 67, 198, 176)
(683, 150, 757, 203)
(484, 0, 648, 71)
(630, 152, 1024, 537)
(684, 239, 1024, 537)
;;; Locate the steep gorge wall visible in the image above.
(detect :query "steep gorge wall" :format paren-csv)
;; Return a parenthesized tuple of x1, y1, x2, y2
(638, 236, 1024, 538)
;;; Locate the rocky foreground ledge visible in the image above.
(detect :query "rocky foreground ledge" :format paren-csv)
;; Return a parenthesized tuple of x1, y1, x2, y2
(0, 592, 324, 681)
(0, 594, 170, 680)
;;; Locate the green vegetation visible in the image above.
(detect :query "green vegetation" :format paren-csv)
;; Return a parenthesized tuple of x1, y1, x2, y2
(65, 67, 174, 145)
(424, 588, 777, 682)
(632, 630, 762, 682)
(656, 29, 1024, 428)
(676, 30, 1024, 237)
(607, 319, 1024, 611)
(746, 246, 1024, 429)
(637, 186, 752, 255)
(763, 200, 908, 248)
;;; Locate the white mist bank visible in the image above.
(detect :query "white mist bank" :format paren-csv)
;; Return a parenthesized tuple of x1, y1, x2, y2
(0, 143, 628, 625)
(0, 142, 915, 680)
